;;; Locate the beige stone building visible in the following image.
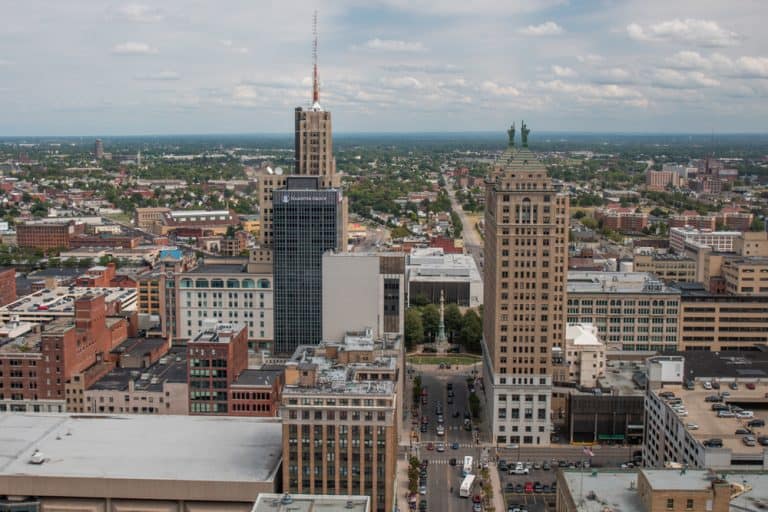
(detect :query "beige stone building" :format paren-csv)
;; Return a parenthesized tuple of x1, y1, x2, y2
(722, 257, 768, 295)
(674, 282, 768, 350)
(0, 413, 282, 511)
(566, 271, 681, 352)
(280, 335, 401, 512)
(556, 469, 738, 512)
(632, 249, 696, 283)
(134, 207, 170, 231)
(482, 129, 569, 447)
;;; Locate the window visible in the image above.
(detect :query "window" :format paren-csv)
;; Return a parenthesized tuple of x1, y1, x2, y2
(686, 499, 694, 510)
(666, 499, 674, 509)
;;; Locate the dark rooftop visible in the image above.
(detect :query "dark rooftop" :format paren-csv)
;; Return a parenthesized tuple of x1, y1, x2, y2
(90, 347, 187, 392)
(110, 337, 168, 361)
(669, 350, 768, 380)
(231, 368, 282, 387)
(671, 282, 768, 302)
(187, 263, 246, 274)
(28, 267, 85, 279)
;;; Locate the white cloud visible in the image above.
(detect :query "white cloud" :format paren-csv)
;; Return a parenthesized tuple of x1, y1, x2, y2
(220, 40, 249, 54)
(520, 21, 563, 36)
(539, 79, 647, 107)
(627, 19, 740, 47)
(552, 65, 575, 77)
(135, 71, 181, 81)
(0, 59, 13, 66)
(384, 76, 426, 90)
(362, 39, 427, 53)
(381, 63, 461, 74)
(113, 4, 165, 23)
(480, 81, 521, 97)
(664, 51, 768, 78)
(576, 54, 603, 65)
(733, 56, 768, 78)
(111, 41, 158, 55)
(666, 51, 712, 70)
(653, 69, 719, 89)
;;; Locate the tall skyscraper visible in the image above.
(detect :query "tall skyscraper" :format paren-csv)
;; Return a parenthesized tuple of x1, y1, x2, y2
(273, 176, 344, 354)
(482, 122, 569, 447)
(257, 14, 346, 251)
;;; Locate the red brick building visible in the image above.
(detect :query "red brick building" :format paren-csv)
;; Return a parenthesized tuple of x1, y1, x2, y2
(0, 267, 16, 307)
(17, 221, 84, 251)
(75, 263, 117, 287)
(229, 368, 283, 417)
(669, 210, 716, 230)
(595, 205, 649, 233)
(187, 322, 248, 415)
(0, 294, 128, 406)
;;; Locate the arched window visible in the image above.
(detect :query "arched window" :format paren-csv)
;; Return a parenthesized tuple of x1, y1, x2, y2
(257, 278, 271, 289)
(226, 279, 240, 288)
(242, 279, 255, 289)
(520, 198, 532, 224)
(195, 279, 209, 288)
(180, 278, 193, 288)
(211, 279, 224, 288)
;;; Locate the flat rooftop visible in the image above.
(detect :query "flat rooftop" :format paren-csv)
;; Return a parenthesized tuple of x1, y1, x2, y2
(187, 263, 247, 274)
(675, 350, 768, 380)
(561, 469, 768, 511)
(252, 494, 370, 512)
(567, 271, 679, 294)
(0, 413, 281, 483)
(653, 384, 768, 455)
(0, 287, 137, 315)
(233, 368, 282, 387)
(91, 348, 188, 392)
(407, 249, 481, 282)
(110, 337, 168, 359)
(191, 322, 246, 343)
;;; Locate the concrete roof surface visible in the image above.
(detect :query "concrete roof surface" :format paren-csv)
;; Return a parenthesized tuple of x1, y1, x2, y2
(0, 413, 281, 483)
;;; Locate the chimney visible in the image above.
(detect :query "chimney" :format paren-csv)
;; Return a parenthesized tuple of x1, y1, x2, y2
(711, 479, 730, 512)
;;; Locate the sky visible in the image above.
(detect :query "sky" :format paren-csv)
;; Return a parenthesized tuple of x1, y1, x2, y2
(1, 0, 767, 135)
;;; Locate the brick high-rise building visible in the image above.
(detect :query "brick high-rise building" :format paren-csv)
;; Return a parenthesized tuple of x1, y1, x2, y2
(94, 138, 104, 160)
(482, 123, 569, 447)
(17, 221, 84, 251)
(187, 321, 248, 414)
(0, 267, 16, 307)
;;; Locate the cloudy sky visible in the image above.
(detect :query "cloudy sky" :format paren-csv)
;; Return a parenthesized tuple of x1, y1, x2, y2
(1, 0, 767, 135)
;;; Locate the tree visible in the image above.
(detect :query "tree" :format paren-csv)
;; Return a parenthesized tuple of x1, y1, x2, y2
(404, 309, 424, 350)
(469, 393, 481, 419)
(572, 210, 586, 220)
(751, 217, 766, 232)
(444, 303, 463, 340)
(459, 309, 483, 353)
(410, 294, 429, 307)
(421, 304, 440, 342)
(580, 216, 599, 230)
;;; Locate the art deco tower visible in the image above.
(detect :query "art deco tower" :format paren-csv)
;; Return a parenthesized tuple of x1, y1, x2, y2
(482, 122, 569, 447)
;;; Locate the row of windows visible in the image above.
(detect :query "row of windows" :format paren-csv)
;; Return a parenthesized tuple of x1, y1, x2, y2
(180, 278, 271, 289)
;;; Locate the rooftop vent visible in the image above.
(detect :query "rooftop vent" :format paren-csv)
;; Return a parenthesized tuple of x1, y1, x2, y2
(346, 501, 355, 509)
(29, 450, 44, 465)
(281, 494, 293, 505)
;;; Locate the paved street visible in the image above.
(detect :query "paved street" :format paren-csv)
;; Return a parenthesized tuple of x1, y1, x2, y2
(445, 183, 483, 276)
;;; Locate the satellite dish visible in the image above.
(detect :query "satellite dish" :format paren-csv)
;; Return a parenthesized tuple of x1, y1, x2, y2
(267, 166, 274, 174)
(274, 167, 284, 175)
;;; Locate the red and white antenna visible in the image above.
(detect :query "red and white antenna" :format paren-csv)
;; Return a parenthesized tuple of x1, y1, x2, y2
(312, 11, 320, 106)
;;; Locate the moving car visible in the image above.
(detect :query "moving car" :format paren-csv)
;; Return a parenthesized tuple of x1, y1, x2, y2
(510, 462, 529, 475)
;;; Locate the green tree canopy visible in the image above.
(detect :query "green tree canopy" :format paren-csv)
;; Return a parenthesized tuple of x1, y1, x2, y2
(404, 309, 424, 350)
(421, 303, 440, 342)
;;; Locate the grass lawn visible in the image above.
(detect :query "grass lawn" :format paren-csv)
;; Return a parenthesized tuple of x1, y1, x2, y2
(105, 212, 132, 224)
(407, 354, 481, 366)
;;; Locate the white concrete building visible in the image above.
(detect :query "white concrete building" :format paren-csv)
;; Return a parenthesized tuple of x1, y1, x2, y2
(564, 323, 605, 388)
(321, 252, 406, 342)
(669, 227, 741, 253)
(407, 247, 483, 307)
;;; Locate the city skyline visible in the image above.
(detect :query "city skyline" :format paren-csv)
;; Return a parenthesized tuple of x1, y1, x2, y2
(1, 1, 767, 135)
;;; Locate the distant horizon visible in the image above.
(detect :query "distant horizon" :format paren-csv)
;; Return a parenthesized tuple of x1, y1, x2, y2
(3, 130, 768, 140)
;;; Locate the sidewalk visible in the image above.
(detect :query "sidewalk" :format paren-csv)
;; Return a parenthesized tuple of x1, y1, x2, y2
(396, 454, 412, 512)
(486, 462, 505, 512)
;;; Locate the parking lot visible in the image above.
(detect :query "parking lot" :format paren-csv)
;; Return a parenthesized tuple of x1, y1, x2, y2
(498, 460, 561, 511)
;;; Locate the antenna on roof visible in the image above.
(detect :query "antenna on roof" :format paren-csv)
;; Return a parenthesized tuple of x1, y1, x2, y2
(312, 11, 321, 109)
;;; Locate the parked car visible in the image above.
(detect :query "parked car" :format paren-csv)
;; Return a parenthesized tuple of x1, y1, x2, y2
(687, 423, 699, 430)
(712, 382, 720, 389)
(705, 395, 722, 402)
(542, 461, 551, 470)
(730, 382, 739, 390)
(735, 428, 752, 435)
(436, 442, 445, 452)
(717, 410, 735, 418)
(747, 383, 756, 390)
(758, 436, 768, 446)
(748, 419, 766, 428)
(704, 438, 723, 448)
(510, 462, 529, 475)
(426, 442, 434, 450)
(737, 411, 755, 419)
(744, 435, 757, 447)
(449, 458, 457, 466)
(472, 502, 482, 512)
(524, 482, 534, 494)
(703, 381, 713, 390)
(498, 460, 508, 472)
(533, 482, 543, 493)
